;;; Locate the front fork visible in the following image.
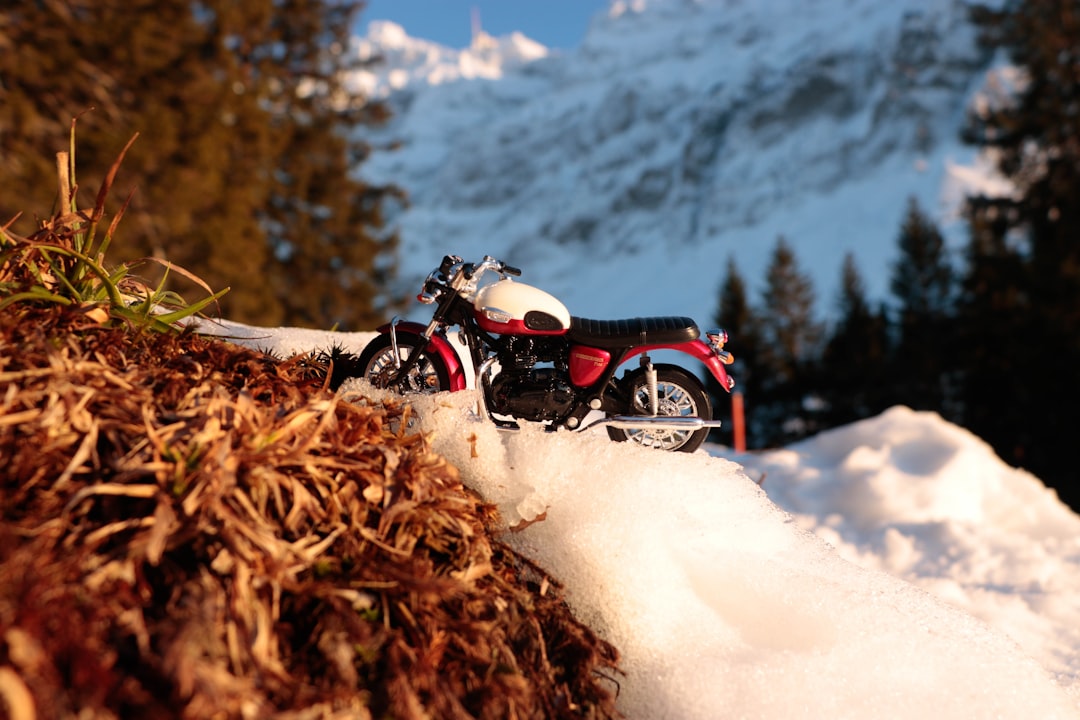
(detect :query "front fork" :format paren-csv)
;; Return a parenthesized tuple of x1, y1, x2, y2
(389, 318, 403, 369)
(386, 316, 442, 380)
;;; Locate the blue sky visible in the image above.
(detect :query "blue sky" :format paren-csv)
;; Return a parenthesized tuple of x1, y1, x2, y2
(359, 0, 609, 49)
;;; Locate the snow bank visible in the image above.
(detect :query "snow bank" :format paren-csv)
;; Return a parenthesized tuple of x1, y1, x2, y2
(733, 406, 1080, 698)
(211, 323, 1080, 718)
(397, 391, 1080, 719)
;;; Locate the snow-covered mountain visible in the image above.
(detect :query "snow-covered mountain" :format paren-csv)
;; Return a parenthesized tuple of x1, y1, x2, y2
(351, 0, 999, 324)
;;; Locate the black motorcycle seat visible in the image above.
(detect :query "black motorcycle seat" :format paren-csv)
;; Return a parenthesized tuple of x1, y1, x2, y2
(568, 316, 700, 349)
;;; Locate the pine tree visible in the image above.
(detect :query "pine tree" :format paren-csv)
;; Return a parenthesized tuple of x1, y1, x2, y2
(962, 0, 1080, 509)
(759, 238, 820, 382)
(0, 0, 399, 329)
(820, 253, 892, 426)
(889, 197, 956, 415)
(956, 204, 1031, 476)
(891, 198, 953, 317)
(755, 236, 823, 445)
(707, 256, 759, 447)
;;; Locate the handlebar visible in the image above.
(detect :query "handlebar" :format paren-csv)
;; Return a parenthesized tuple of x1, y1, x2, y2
(440, 254, 463, 274)
(460, 255, 521, 281)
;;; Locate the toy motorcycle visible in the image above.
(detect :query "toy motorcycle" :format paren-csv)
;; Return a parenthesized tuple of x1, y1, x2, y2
(355, 254, 735, 452)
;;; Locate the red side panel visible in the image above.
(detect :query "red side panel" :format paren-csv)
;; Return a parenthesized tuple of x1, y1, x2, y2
(569, 345, 611, 387)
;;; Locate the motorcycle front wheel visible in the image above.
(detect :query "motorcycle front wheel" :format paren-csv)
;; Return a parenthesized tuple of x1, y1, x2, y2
(355, 334, 452, 395)
(606, 365, 712, 452)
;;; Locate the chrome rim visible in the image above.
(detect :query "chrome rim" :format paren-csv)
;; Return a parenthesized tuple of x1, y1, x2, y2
(366, 346, 443, 394)
(624, 380, 699, 450)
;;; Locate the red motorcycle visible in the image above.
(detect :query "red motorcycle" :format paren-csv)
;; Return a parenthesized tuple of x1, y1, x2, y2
(355, 254, 735, 452)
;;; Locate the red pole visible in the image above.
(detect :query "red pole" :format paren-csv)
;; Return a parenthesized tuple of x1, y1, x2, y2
(731, 391, 746, 453)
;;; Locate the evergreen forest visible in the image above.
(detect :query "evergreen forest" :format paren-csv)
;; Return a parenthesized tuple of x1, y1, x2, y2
(1, 0, 401, 330)
(708, 0, 1080, 512)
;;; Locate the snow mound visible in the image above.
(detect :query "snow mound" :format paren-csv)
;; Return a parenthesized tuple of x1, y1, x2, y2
(748, 406, 1077, 533)
(399, 392, 1079, 719)
(734, 406, 1080, 698)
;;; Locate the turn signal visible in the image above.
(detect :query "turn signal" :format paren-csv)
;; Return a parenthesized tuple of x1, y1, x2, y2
(706, 329, 729, 349)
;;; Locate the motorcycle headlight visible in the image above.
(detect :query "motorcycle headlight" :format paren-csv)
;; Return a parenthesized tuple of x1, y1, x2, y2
(417, 276, 445, 304)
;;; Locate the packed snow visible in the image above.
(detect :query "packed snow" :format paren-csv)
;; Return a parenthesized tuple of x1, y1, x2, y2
(202, 319, 1080, 719)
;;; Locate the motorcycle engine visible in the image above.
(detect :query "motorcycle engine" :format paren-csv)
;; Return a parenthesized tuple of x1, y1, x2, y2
(490, 368, 575, 421)
(489, 336, 575, 421)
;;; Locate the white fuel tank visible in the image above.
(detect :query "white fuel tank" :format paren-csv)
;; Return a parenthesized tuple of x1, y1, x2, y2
(473, 279, 571, 335)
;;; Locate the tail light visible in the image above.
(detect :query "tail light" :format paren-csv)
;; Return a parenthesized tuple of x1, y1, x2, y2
(706, 329, 734, 364)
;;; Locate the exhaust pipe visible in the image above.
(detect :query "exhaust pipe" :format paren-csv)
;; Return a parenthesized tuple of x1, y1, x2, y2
(582, 415, 722, 432)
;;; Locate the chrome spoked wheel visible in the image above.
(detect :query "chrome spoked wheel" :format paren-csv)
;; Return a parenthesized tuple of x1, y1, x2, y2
(607, 366, 711, 452)
(356, 335, 451, 395)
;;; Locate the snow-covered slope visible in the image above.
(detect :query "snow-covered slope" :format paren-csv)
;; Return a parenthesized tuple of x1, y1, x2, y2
(352, 0, 996, 323)
(208, 323, 1080, 717)
(208, 320, 1080, 718)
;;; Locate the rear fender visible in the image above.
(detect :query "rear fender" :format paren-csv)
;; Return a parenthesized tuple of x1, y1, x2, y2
(622, 340, 733, 392)
(375, 321, 468, 391)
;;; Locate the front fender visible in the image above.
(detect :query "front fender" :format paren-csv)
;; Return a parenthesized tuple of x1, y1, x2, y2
(623, 340, 733, 392)
(375, 321, 469, 391)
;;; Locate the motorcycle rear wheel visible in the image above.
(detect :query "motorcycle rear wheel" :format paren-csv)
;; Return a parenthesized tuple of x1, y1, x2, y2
(355, 334, 452, 395)
(606, 365, 712, 452)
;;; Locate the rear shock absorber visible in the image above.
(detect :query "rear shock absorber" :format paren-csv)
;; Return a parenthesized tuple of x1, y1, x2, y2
(641, 354, 658, 416)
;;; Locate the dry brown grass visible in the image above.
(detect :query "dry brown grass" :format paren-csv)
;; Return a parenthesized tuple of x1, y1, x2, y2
(1, 128, 621, 720)
(0, 302, 622, 719)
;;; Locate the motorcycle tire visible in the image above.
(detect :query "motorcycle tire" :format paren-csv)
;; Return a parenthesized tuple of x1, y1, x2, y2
(354, 334, 452, 395)
(606, 364, 712, 453)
